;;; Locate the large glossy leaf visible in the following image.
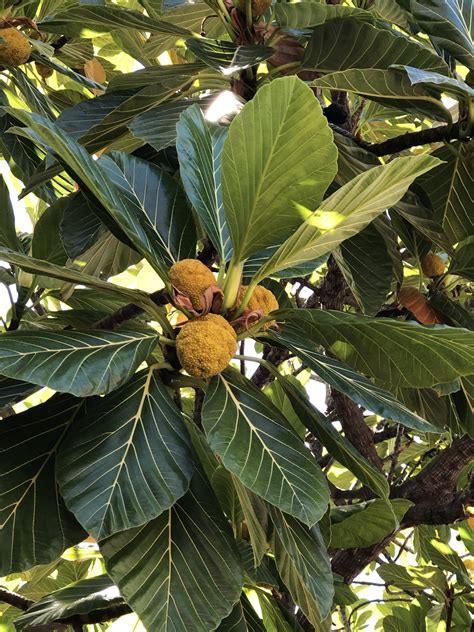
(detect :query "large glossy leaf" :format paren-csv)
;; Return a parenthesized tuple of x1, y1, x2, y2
(0, 175, 18, 250)
(129, 97, 210, 152)
(330, 499, 413, 548)
(335, 222, 394, 315)
(38, 5, 191, 37)
(253, 155, 440, 283)
(221, 76, 337, 261)
(430, 290, 474, 329)
(57, 368, 194, 540)
(410, 0, 474, 68)
(15, 575, 123, 631)
(186, 38, 274, 73)
(101, 469, 243, 632)
(450, 236, 474, 280)
(0, 247, 153, 306)
(0, 328, 158, 397)
(267, 329, 440, 432)
(108, 63, 204, 91)
(276, 375, 390, 498)
(78, 80, 195, 152)
(274, 3, 372, 28)
(416, 142, 474, 245)
(60, 192, 103, 258)
(312, 67, 451, 122)
(7, 111, 195, 278)
(233, 477, 269, 565)
(99, 151, 197, 267)
(392, 65, 474, 104)
(177, 105, 231, 261)
(270, 507, 334, 623)
(0, 376, 37, 414)
(218, 596, 265, 632)
(377, 563, 448, 603)
(202, 370, 329, 527)
(275, 309, 474, 388)
(0, 395, 86, 575)
(303, 18, 449, 73)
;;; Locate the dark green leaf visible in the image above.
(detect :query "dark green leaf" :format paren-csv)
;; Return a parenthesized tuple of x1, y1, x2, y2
(270, 507, 334, 623)
(31, 198, 67, 266)
(0, 328, 158, 397)
(335, 222, 394, 314)
(0, 175, 18, 250)
(58, 367, 194, 540)
(60, 192, 103, 259)
(276, 375, 389, 498)
(0, 395, 87, 575)
(101, 469, 243, 632)
(274, 308, 474, 388)
(275, 2, 373, 28)
(430, 290, 474, 329)
(450, 236, 474, 280)
(186, 38, 274, 73)
(410, 0, 474, 68)
(268, 329, 440, 432)
(15, 575, 123, 631)
(203, 370, 329, 527)
(38, 6, 191, 37)
(0, 376, 37, 414)
(304, 18, 449, 73)
(177, 104, 231, 261)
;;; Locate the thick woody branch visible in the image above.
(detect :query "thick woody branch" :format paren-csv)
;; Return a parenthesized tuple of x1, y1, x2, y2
(332, 121, 467, 157)
(0, 586, 33, 611)
(331, 435, 474, 582)
(93, 289, 169, 330)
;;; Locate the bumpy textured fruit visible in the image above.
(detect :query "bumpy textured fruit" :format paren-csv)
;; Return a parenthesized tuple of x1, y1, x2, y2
(234, 0, 272, 17)
(236, 284, 279, 329)
(176, 314, 237, 378)
(169, 259, 217, 311)
(421, 254, 445, 277)
(0, 28, 31, 67)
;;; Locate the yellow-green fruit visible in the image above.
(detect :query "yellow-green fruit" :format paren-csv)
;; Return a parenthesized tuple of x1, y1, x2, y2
(0, 28, 32, 67)
(464, 558, 474, 571)
(176, 314, 237, 378)
(234, 0, 272, 17)
(169, 259, 216, 311)
(421, 254, 445, 277)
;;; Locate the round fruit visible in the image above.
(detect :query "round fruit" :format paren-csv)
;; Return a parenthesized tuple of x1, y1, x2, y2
(0, 28, 32, 67)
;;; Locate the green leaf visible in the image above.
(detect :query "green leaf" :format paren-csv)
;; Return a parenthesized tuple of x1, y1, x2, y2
(218, 596, 266, 632)
(410, 0, 474, 69)
(430, 290, 474, 328)
(450, 236, 474, 280)
(186, 38, 274, 73)
(31, 197, 67, 266)
(0, 395, 86, 575)
(14, 575, 123, 632)
(377, 563, 448, 603)
(0, 376, 37, 414)
(57, 368, 194, 540)
(6, 111, 195, 278)
(177, 105, 231, 262)
(274, 3, 373, 28)
(270, 507, 334, 623)
(0, 175, 18, 250)
(101, 469, 243, 632)
(392, 65, 474, 104)
(222, 76, 337, 261)
(312, 67, 451, 122)
(0, 328, 158, 397)
(129, 96, 209, 152)
(415, 526, 471, 585)
(0, 247, 153, 305)
(330, 499, 413, 548)
(202, 369, 329, 527)
(108, 63, 204, 92)
(233, 476, 269, 565)
(60, 192, 103, 258)
(38, 5, 191, 37)
(417, 142, 474, 245)
(268, 329, 440, 432)
(303, 18, 449, 74)
(334, 222, 394, 315)
(253, 155, 441, 283)
(274, 308, 474, 388)
(276, 375, 389, 498)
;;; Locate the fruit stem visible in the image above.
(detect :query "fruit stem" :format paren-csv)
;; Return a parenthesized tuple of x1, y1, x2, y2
(222, 258, 244, 311)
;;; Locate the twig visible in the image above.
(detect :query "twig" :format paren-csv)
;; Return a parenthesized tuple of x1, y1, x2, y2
(92, 289, 169, 330)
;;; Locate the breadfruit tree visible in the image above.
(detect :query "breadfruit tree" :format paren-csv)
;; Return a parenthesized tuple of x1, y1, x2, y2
(0, 0, 473, 630)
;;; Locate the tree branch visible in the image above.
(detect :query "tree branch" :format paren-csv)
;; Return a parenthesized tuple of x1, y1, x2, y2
(93, 289, 169, 330)
(0, 586, 33, 611)
(332, 121, 467, 157)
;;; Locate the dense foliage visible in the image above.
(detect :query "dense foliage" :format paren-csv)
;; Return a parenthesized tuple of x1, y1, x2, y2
(0, 0, 473, 630)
